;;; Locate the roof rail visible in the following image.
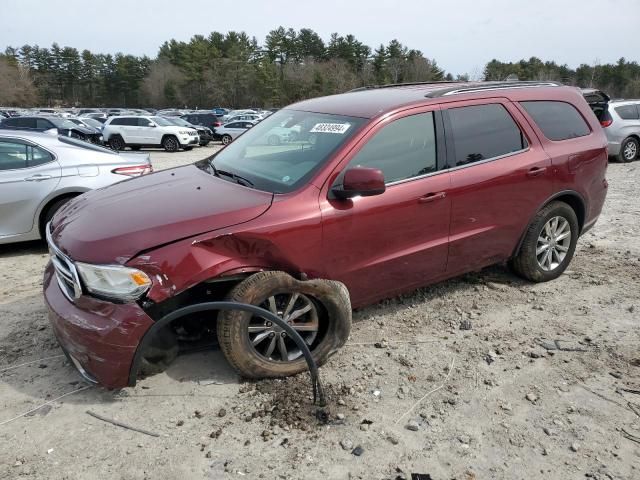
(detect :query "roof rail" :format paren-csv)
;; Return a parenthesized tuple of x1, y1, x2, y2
(426, 81, 563, 98)
(348, 81, 463, 93)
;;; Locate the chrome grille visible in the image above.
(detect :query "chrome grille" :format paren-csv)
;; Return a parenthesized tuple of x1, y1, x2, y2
(46, 223, 82, 302)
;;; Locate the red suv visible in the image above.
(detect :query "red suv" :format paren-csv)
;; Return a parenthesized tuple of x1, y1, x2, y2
(44, 81, 608, 388)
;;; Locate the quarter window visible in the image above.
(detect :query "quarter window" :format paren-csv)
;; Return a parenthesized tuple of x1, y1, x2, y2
(614, 104, 640, 120)
(520, 101, 590, 141)
(447, 104, 527, 166)
(347, 112, 437, 184)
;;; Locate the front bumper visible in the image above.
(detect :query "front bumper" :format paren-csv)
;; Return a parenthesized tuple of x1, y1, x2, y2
(44, 263, 154, 389)
(180, 135, 199, 146)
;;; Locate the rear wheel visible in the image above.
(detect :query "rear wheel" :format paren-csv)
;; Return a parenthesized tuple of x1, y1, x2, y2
(108, 135, 125, 151)
(217, 271, 350, 378)
(618, 137, 639, 163)
(511, 201, 579, 282)
(221, 134, 232, 146)
(162, 136, 179, 152)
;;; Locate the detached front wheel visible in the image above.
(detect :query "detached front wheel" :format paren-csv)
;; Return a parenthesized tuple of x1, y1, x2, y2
(217, 271, 351, 378)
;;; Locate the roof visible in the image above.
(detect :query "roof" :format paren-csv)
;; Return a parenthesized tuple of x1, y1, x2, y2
(289, 81, 566, 118)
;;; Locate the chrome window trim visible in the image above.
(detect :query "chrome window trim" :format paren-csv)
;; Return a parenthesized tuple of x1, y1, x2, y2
(447, 147, 530, 173)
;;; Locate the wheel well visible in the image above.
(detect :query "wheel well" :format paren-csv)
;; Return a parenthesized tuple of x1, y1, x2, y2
(553, 194, 585, 232)
(161, 134, 178, 143)
(512, 192, 585, 258)
(625, 134, 640, 144)
(38, 193, 80, 237)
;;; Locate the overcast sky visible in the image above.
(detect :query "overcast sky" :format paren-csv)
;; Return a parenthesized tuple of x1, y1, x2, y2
(1, 0, 637, 76)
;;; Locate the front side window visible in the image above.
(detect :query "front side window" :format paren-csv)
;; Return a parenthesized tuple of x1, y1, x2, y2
(520, 101, 590, 141)
(447, 104, 527, 166)
(198, 109, 366, 193)
(346, 112, 437, 183)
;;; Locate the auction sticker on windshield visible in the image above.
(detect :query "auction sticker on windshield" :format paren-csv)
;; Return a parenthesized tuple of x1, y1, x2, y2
(310, 123, 351, 134)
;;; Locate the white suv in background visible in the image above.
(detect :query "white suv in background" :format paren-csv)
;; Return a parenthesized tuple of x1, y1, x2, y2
(102, 116, 199, 152)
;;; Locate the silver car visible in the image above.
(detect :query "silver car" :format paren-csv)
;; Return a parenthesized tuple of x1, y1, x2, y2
(602, 100, 640, 162)
(214, 120, 255, 145)
(0, 130, 152, 245)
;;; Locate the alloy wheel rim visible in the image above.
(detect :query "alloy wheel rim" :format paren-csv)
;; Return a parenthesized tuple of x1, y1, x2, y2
(536, 216, 571, 271)
(248, 293, 319, 362)
(624, 142, 637, 160)
(223, 136, 230, 145)
(166, 139, 177, 151)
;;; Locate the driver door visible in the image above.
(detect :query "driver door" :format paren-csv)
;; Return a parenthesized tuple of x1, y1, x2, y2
(319, 108, 451, 307)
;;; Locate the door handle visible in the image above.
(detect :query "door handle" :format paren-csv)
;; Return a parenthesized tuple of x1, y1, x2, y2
(418, 192, 447, 203)
(25, 174, 52, 182)
(526, 167, 547, 178)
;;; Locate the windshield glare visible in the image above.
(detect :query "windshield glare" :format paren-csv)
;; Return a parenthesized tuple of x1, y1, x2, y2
(201, 109, 365, 193)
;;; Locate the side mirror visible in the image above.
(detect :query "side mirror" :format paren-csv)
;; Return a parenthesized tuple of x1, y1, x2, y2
(332, 167, 386, 200)
(147, 123, 156, 127)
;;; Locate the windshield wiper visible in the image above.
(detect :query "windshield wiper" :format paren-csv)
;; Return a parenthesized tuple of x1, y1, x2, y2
(209, 160, 254, 187)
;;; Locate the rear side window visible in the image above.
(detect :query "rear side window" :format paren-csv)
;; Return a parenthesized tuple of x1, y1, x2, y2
(447, 104, 527, 166)
(0, 140, 53, 169)
(614, 104, 640, 120)
(110, 117, 137, 126)
(347, 112, 437, 183)
(0, 140, 27, 170)
(521, 101, 590, 141)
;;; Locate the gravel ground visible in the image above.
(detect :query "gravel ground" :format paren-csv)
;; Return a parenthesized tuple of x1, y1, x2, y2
(0, 147, 639, 480)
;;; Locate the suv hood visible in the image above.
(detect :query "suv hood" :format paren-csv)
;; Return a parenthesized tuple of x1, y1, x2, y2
(50, 165, 273, 264)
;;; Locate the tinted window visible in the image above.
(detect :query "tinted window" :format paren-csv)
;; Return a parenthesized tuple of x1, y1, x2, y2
(521, 101, 590, 141)
(111, 117, 138, 126)
(109, 118, 125, 126)
(136, 118, 154, 127)
(226, 122, 242, 129)
(448, 104, 527, 166)
(36, 118, 54, 130)
(347, 112, 437, 183)
(614, 104, 640, 120)
(0, 141, 27, 170)
(28, 145, 54, 167)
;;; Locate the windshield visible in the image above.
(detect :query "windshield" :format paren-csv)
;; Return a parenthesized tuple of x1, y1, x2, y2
(151, 116, 173, 127)
(52, 118, 81, 129)
(197, 109, 365, 193)
(81, 118, 103, 129)
(168, 117, 191, 127)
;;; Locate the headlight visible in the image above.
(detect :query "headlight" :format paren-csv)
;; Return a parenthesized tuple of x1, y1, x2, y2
(76, 262, 151, 301)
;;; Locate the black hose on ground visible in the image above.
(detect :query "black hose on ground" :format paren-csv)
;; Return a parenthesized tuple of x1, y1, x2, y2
(130, 301, 326, 407)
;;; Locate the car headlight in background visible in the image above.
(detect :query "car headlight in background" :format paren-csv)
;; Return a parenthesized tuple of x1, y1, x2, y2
(75, 262, 151, 301)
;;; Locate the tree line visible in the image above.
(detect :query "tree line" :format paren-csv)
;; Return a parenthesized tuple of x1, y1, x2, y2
(1, 27, 639, 108)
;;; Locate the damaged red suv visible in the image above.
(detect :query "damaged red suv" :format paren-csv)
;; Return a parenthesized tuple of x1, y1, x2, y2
(45, 81, 608, 388)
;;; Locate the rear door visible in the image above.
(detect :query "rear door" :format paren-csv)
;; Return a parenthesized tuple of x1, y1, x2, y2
(319, 107, 451, 306)
(443, 99, 552, 275)
(0, 138, 61, 236)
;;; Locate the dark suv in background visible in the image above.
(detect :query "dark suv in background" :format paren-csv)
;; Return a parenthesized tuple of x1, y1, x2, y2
(0, 116, 103, 143)
(44, 81, 608, 388)
(181, 112, 223, 139)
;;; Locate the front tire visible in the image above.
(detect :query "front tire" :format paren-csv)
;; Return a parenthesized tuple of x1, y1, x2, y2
(217, 271, 351, 378)
(108, 135, 125, 151)
(511, 201, 579, 282)
(162, 136, 179, 152)
(618, 137, 639, 163)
